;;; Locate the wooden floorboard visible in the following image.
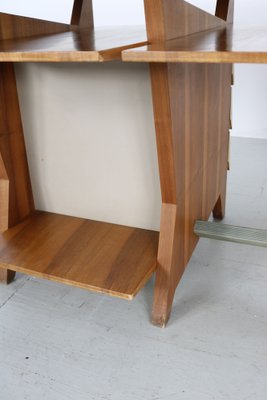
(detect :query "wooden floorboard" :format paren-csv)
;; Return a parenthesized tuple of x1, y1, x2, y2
(0, 211, 158, 299)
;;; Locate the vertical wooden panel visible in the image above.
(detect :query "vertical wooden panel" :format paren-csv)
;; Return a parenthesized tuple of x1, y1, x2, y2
(149, 62, 232, 326)
(144, 1, 233, 326)
(71, 0, 94, 28)
(216, 0, 234, 23)
(144, 0, 226, 42)
(0, 14, 70, 41)
(0, 63, 34, 283)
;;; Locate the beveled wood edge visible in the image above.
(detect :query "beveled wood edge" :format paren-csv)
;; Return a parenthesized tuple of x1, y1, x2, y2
(0, 51, 99, 62)
(0, 260, 156, 300)
(122, 48, 267, 64)
(0, 263, 133, 299)
(0, 39, 148, 62)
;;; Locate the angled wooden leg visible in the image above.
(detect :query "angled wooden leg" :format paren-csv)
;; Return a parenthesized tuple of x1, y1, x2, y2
(213, 161, 228, 221)
(213, 194, 226, 220)
(0, 269, 16, 284)
(151, 204, 183, 326)
(213, 66, 233, 222)
(0, 63, 34, 285)
(150, 63, 232, 327)
(0, 154, 15, 284)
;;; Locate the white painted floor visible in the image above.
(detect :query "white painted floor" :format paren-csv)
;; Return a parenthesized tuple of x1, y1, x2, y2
(0, 137, 267, 400)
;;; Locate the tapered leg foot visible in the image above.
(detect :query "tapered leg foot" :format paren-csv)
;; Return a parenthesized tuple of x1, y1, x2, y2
(151, 314, 171, 328)
(0, 269, 16, 284)
(213, 193, 226, 220)
(151, 289, 173, 328)
(151, 204, 184, 328)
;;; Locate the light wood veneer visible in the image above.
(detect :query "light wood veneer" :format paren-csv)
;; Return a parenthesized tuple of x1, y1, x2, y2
(0, 211, 158, 299)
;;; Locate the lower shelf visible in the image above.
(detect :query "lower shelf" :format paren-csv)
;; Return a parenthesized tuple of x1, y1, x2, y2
(0, 211, 159, 299)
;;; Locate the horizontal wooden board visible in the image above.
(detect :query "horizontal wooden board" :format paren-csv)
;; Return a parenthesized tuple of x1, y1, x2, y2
(0, 211, 158, 299)
(0, 27, 147, 62)
(123, 26, 267, 63)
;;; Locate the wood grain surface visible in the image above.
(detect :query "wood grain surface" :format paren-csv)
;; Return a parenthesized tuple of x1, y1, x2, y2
(123, 26, 267, 64)
(0, 27, 147, 62)
(0, 211, 159, 299)
(216, 0, 234, 22)
(144, 0, 225, 42)
(0, 12, 71, 41)
(144, 0, 233, 326)
(71, 0, 94, 28)
(0, 0, 146, 62)
(0, 0, 94, 41)
(149, 62, 232, 326)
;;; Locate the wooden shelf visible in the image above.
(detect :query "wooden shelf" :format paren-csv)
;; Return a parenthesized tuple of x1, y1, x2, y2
(0, 27, 147, 62)
(0, 211, 158, 299)
(123, 26, 267, 63)
(2, 23, 267, 65)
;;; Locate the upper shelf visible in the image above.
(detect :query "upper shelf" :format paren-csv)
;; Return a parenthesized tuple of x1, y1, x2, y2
(122, 26, 267, 64)
(1, 19, 267, 64)
(0, 26, 147, 62)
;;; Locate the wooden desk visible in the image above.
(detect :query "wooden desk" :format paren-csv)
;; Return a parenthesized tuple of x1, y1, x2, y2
(0, 0, 265, 326)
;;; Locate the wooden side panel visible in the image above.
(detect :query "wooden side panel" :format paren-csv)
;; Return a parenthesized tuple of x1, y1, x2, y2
(0, 63, 34, 283)
(0, 13, 70, 40)
(144, 0, 226, 42)
(71, 0, 94, 28)
(144, 0, 233, 326)
(0, 0, 94, 40)
(0, 63, 34, 226)
(216, 0, 234, 23)
(149, 63, 232, 326)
